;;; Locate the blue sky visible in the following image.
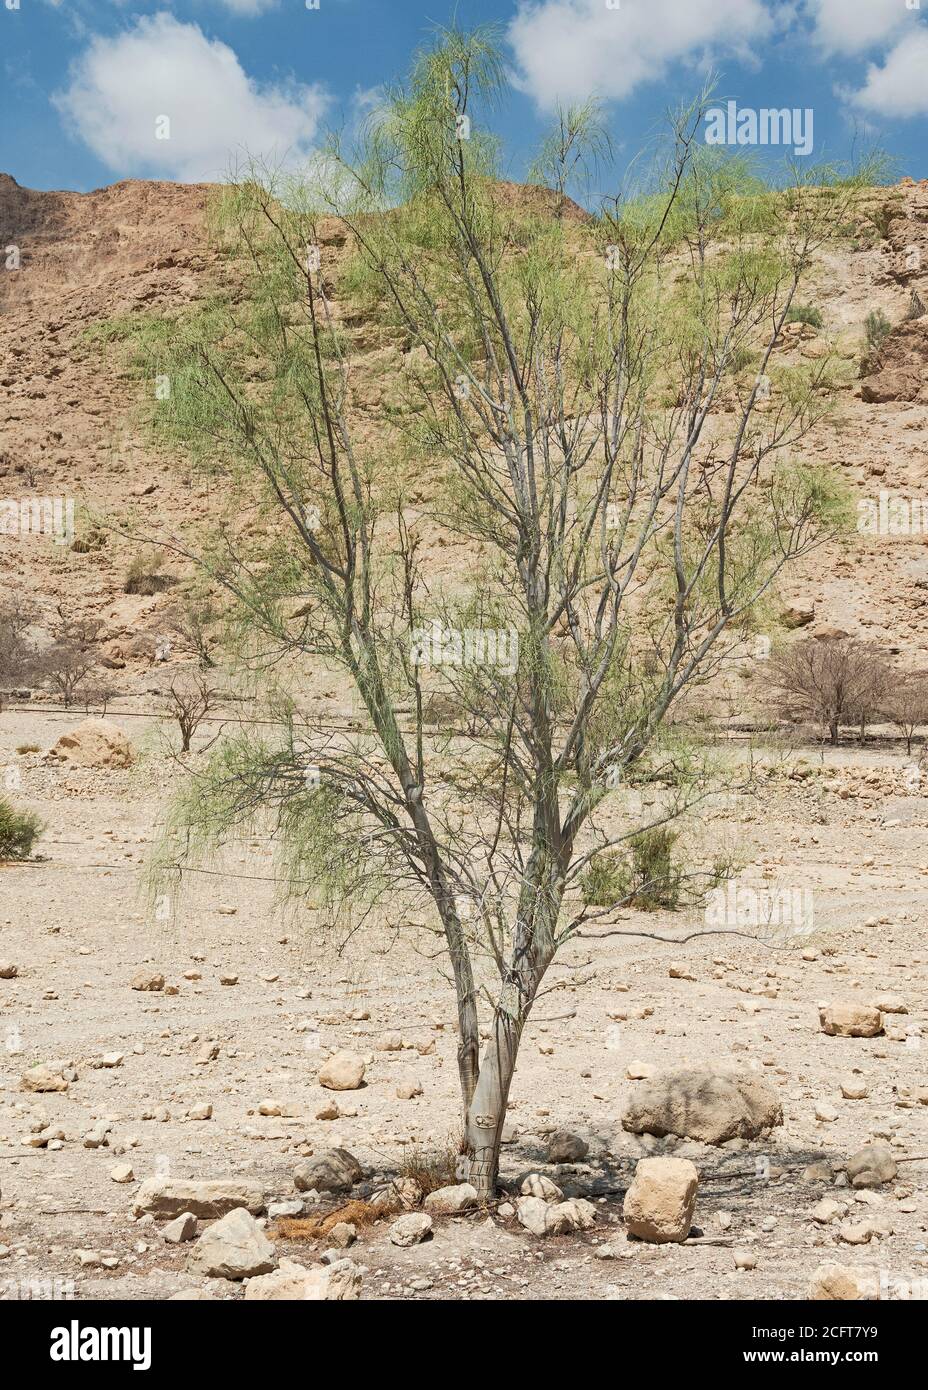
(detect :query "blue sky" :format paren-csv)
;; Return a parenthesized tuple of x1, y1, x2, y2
(2, 1, 927, 195)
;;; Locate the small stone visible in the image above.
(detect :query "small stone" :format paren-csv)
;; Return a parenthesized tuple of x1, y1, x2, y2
(840, 1079, 869, 1100)
(423, 1183, 478, 1215)
(390, 1212, 433, 1247)
(162, 1213, 197, 1244)
(294, 1149, 362, 1194)
(815, 1101, 838, 1123)
(110, 1163, 134, 1184)
(131, 972, 164, 993)
(733, 1249, 756, 1270)
(186, 1207, 278, 1281)
(546, 1130, 588, 1164)
(811, 1262, 879, 1300)
(846, 1143, 897, 1189)
(520, 1173, 562, 1203)
(395, 1080, 422, 1100)
(819, 1003, 883, 1038)
(318, 1051, 366, 1092)
(0, 962, 19, 979)
(812, 1198, 843, 1224)
(327, 1222, 357, 1249)
(20, 1065, 68, 1093)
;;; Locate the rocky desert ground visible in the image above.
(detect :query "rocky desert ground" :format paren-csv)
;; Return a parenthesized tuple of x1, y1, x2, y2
(1, 169, 928, 1304)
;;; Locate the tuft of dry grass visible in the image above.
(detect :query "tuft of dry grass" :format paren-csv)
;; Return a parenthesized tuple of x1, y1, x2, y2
(398, 1136, 460, 1195)
(272, 1198, 383, 1242)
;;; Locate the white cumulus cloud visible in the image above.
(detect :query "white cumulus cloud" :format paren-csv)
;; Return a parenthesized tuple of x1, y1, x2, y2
(507, 0, 775, 109)
(804, 0, 917, 57)
(850, 28, 928, 117)
(53, 12, 329, 182)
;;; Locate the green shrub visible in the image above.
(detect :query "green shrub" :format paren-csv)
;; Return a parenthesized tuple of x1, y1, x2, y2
(0, 797, 43, 861)
(785, 304, 824, 329)
(864, 309, 892, 359)
(583, 827, 683, 912)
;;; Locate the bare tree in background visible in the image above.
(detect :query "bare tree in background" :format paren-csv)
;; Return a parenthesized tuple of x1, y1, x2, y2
(771, 636, 889, 745)
(135, 31, 865, 1197)
(0, 594, 37, 708)
(880, 671, 928, 756)
(39, 607, 102, 709)
(165, 675, 216, 753)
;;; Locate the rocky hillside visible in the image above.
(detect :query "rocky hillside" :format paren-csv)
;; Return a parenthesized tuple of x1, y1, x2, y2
(2, 172, 928, 699)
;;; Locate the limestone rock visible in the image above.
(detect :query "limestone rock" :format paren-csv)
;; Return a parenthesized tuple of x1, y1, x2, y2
(318, 1051, 366, 1091)
(811, 1262, 879, 1300)
(846, 1143, 897, 1189)
(163, 1212, 197, 1244)
(546, 1130, 589, 1164)
(819, 1003, 883, 1038)
(293, 1149, 362, 1195)
(20, 1064, 68, 1093)
(131, 972, 165, 993)
(243, 1257, 362, 1301)
(133, 1177, 265, 1219)
(623, 1156, 698, 1244)
(621, 1066, 782, 1145)
(52, 720, 135, 769)
(520, 1173, 562, 1203)
(390, 1212, 433, 1247)
(186, 1207, 277, 1281)
(423, 1182, 478, 1215)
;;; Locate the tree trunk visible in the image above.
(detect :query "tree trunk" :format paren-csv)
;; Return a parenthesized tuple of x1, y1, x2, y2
(829, 717, 839, 744)
(464, 1003, 524, 1200)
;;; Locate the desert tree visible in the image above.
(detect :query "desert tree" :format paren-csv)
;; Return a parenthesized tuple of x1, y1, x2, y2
(165, 674, 217, 753)
(770, 636, 888, 745)
(0, 594, 37, 708)
(39, 606, 102, 708)
(880, 670, 928, 756)
(136, 29, 862, 1196)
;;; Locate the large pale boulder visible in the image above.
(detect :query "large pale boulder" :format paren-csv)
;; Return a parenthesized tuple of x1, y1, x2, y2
(819, 1003, 883, 1038)
(623, 1156, 698, 1244)
(318, 1051, 366, 1091)
(133, 1177, 265, 1219)
(52, 720, 135, 769)
(621, 1066, 782, 1145)
(516, 1195, 597, 1237)
(186, 1207, 277, 1281)
(293, 1149, 362, 1194)
(244, 1257, 362, 1301)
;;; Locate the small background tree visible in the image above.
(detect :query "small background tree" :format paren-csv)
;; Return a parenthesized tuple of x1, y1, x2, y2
(165, 674, 216, 752)
(770, 636, 888, 744)
(880, 670, 928, 755)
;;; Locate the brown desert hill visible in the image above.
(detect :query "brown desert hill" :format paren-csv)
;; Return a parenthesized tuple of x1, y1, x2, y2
(2, 171, 928, 703)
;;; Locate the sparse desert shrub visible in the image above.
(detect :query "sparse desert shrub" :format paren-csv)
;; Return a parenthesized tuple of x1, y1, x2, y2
(864, 309, 892, 362)
(124, 551, 174, 596)
(583, 828, 683, 912)
(786, 304, 823, 329)
(0, 797, 43, 861)
(398, 1138, 460, 1195)
(16, 743, 40, 755)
